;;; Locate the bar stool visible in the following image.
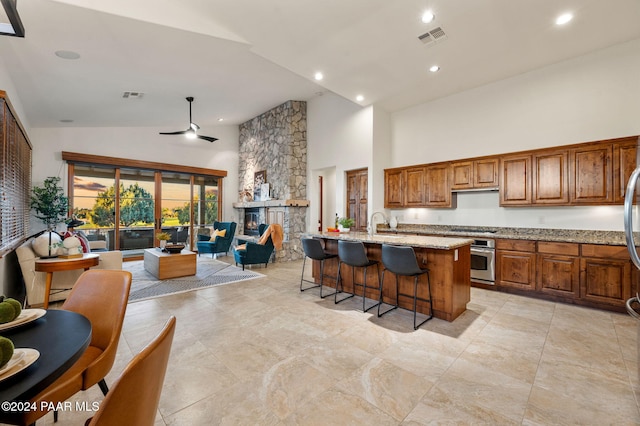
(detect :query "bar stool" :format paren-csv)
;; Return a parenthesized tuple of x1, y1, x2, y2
(378, 244, 433, 330)
(300, 238, 338, 298)
(335, 240, 380, 312)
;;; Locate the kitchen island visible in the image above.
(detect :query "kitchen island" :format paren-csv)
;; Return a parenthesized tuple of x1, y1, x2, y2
(305, 232, 473, 321)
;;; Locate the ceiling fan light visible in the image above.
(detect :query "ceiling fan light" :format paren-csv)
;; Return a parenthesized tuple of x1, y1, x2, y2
(186, 129, 197, 139)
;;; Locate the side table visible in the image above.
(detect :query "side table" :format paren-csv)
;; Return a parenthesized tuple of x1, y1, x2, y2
(34, 253, 100, 308)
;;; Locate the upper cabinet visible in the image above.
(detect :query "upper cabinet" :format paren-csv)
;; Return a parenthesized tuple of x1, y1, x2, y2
(386, 135, 638, 209)
(451, 158, 499, 191)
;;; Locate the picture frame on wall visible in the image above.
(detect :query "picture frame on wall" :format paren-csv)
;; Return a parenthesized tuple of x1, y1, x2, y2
(254, 170, 266, 201)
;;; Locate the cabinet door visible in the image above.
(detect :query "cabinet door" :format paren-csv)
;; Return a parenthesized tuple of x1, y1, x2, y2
(580, 258, 631, 307)
(405, 167, 425, 206)
(451, 161, 473, 190)
(384, 169, 404, 208)
(425, 164, 452, 207)
(496, 250, 536, 290)
(532, 150, 569, 204)
(537, 254, 579, 298)
(570, 144, 612, 204)
(474, 158, 499, 188)
(500, 155, 532, 206)
(614, 140, 638, 203)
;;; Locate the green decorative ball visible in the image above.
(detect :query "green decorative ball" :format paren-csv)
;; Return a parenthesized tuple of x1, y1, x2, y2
(4, 298, 21, 320)
(0, 296, 20, 324)
(0, 336, 14, 368)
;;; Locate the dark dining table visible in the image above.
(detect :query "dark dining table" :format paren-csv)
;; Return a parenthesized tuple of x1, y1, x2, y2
(0, 309, 91, 423)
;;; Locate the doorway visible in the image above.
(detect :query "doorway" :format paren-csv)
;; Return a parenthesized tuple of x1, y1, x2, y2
(346, 168, 368, 232)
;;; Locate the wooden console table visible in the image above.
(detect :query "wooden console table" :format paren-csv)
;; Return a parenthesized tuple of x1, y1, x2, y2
(35, 253, 100, 308)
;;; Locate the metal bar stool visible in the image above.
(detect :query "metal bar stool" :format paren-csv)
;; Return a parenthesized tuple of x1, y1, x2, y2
(335, 240, 380, 312)
(378, 244, 433, 330)
(300, 238, 338, 298)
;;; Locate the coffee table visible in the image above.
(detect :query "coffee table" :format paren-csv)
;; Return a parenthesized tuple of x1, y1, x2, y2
(143, 248, 196, 280)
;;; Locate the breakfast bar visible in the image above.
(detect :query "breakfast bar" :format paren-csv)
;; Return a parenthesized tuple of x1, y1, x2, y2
(305, 232, 474, 321)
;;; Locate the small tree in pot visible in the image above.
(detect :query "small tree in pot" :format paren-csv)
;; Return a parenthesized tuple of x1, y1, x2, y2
(30, 177, 69, 257)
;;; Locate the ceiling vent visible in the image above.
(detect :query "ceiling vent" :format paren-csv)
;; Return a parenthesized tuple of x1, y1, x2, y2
(418, 26, 447, 45)
(122, 91, 144, 99)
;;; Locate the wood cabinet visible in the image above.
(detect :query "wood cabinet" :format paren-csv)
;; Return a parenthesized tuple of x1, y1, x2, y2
(425, 164, 453, 207)
(500, 155, 531, 206)
(384, 169, 403, 208)
(614, 138, 638, 203)
(570, 144, 613, 204)
(405, 166, 425, 206)
(496, 239, 536, 290)
(537, 242, 579, 298)
(580, 244, 631, 307)
(451, 158, 499, 190)
(532, 150, 569, 204)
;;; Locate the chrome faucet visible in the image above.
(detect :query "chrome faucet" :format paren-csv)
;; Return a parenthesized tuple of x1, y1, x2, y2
(368, 211, 388, 235)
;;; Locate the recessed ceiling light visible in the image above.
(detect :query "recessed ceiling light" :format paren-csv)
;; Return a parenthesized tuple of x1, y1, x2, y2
(314, 72, 324, 81)
(356, 95, 364, 102)
(429, 65, 440, 73)
(60, 119, 73, 123)
(421, 10, 435, 24)
(555, 13, 573, 25)
(55, 50, 80, 60)
(217, 118, 224, 122)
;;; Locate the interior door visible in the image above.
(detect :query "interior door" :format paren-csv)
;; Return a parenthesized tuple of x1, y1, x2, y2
(346, 168, 368, 232)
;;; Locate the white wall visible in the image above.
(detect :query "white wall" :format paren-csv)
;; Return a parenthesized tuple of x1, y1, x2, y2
(28, 125, 240, 232)
(388, 38, 640, 231)
(307, 93, 375, 230)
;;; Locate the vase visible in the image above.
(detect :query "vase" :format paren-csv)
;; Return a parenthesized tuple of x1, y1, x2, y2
(159, 240, 167, 249)
(389, 216, 398, 229)
(338, 225, 350, 233)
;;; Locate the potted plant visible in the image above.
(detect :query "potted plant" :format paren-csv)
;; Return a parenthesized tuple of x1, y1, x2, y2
(337, 217, 355, 232)
(30, 177, 69, 257)
(156, 231, 171, 248)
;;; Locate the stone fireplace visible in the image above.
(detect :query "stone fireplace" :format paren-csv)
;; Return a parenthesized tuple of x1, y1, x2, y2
(243, 207, 260, 236)
(235, 100, 308, 261)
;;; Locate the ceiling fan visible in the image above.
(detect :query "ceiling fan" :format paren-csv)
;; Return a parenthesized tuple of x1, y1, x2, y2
(159, 97, 218, 143)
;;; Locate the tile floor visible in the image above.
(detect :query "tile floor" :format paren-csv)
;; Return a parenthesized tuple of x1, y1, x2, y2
(27, 257, 640, 425)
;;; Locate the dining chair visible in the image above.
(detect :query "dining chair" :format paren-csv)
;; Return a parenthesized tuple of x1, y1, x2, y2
(17, 269, 132, 426)
(85, 316, 176, 426)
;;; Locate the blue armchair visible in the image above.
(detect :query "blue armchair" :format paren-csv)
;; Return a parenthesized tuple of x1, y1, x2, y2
(234, 224, 274, 270)
(197, 221, 236, 258)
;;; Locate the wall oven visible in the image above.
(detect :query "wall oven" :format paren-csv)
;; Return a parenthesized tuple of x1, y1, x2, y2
(470, 238, 495, 285)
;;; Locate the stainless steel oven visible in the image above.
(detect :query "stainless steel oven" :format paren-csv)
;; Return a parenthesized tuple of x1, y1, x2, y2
(470, 238, 495, 285)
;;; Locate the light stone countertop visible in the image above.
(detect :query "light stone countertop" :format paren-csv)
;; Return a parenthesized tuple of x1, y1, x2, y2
(376, 224, 628, 246)
(305, 231, 474, 250)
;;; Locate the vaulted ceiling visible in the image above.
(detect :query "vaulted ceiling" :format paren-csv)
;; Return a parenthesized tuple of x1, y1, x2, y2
(1, 0, 639, 131)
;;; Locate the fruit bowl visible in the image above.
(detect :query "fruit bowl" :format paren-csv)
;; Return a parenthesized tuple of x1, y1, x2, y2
(163, 244, 185, 254)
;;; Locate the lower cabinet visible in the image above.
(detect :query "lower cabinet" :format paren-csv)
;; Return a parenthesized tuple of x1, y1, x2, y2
(496, 239, 536, 290)
(492, 240, 631, 311)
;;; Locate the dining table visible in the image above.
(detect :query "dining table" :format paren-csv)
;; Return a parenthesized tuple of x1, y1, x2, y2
(0, 309, 91, 424)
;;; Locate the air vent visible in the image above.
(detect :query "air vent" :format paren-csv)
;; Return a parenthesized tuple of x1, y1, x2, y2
(122, 91, 144, 99)
(418, 26, 448, 45)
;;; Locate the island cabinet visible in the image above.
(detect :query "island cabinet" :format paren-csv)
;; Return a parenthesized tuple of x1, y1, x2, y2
(537, 242, 580, 298)
(580, 244, 631, 308)
(451, 158, 499, 190)
(309, 233, 472, 322)
(495, 239, 536, 290)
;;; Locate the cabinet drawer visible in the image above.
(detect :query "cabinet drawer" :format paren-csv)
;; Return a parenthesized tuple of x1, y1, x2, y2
(538, 241, 579, 256)
(581, 244, 630, 260)
(496, 239, 536, 252)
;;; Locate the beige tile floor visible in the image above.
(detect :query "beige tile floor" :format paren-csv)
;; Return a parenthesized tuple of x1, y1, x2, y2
(26, 257, 640, 425)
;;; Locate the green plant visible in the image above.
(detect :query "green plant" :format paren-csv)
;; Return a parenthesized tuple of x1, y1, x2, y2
(338, 217, 355, 228)
(30, 177, 69, 230)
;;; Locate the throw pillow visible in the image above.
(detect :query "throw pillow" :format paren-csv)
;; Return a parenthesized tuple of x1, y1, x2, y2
(209, 228, 226, 241)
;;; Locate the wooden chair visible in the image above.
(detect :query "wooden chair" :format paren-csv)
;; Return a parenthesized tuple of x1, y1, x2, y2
(85, 316, 176, 426)
(17, 270, 132, 426)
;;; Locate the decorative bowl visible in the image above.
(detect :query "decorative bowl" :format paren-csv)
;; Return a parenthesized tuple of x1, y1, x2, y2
(163, 244, 185, 254)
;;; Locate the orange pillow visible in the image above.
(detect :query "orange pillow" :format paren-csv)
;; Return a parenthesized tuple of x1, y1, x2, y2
(209, 228, 226, 241)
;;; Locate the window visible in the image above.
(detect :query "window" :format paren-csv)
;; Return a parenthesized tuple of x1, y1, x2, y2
(0, 94, 32, 255)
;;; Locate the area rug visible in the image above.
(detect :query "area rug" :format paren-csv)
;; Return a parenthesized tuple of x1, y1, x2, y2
(123, 257, 264, 302)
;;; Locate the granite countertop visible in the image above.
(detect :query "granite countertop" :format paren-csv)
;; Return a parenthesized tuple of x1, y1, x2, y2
(375, 224, 628, 246)
(306, 231, 474, 250)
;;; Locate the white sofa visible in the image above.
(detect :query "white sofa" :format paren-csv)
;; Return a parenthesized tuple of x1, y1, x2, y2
(15, 240, 123, 307)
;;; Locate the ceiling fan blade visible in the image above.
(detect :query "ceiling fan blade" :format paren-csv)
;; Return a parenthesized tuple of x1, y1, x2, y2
(159, 129, 189, 135)
(197, 134, 218, 143)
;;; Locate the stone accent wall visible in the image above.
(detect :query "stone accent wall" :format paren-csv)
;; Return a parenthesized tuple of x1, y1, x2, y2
(238, 100, 307, 261)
